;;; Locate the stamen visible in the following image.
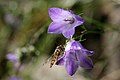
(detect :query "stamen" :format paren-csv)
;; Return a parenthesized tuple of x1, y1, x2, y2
(64, 17, 75, 24)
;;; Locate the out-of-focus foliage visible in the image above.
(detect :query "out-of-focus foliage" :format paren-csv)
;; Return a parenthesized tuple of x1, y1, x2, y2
(0, 0, 120, 80)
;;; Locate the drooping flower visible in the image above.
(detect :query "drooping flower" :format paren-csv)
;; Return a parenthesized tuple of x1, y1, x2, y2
(48, 8, 84, 39)
(56, 40, 94, 76)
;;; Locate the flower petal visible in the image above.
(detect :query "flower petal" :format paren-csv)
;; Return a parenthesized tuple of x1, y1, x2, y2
(64, 50, 79, 76)
(83, 49, 94, 56)
(56, 57, 65, 65)
(48, 8, 72, 22)
(65, 40, 74, 51)
(71, 40, 84, 50)
(65, 58, 78, 76)
(48, 8, 62, 21)
(76, 50, 93, 69)
(65, 40, 84, 51)
(74, 15, 84, 27)
(68, 10, 74, 14)
(48, 22, 67, 34)
(62, 28, 75, 39)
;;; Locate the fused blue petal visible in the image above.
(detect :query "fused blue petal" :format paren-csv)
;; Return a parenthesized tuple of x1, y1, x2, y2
(65, 40, 84, 51)
(56, 56, 65, 65)
(48, 22, 67, 34)
(71, 40, 84, 50)
(65, 58, 78, 76)
(76, 50, 93, 69)
(65, 40, 74, 51)
(64, 50, 79, 76)
(82, 49, 94, 56)
(48, 8, 72, 22)
(62, 28, 75, 39)
(74, 15, 84, 27)
(48, 8, 62, 22)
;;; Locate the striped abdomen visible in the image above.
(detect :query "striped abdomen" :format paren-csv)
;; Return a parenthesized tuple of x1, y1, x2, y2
(50, 45, 65, 68)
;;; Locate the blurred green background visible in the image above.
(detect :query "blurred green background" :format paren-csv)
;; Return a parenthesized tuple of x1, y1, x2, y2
(0, 0, 120, 80)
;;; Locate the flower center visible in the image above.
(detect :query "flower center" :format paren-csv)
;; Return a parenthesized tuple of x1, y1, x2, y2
(64, 17, 75, 24)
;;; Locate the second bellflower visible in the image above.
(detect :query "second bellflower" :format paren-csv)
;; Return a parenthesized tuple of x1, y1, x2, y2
(56, 40, 94, 76)
(48, 8, 84, 39)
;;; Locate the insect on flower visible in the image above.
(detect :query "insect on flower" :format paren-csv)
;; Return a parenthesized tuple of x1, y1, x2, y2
(50, 45, 65, 68)
(56, 40, 94, 76)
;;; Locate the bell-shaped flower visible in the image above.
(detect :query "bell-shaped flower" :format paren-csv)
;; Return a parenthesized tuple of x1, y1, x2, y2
(56, 40, 94, 76)
(6, 53, 20, 69)
(6, 53, 18, 63)
(48, 8, 84, 39)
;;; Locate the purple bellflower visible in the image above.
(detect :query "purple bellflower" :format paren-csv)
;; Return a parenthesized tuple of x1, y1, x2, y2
(6, 53, 18, 63)
(6, 53, 20, 69)
(56, 40, 94, 76)
(48, 8, 84, 39)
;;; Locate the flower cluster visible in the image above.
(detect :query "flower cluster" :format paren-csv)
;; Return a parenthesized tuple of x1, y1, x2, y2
(48, 8, 94, 76)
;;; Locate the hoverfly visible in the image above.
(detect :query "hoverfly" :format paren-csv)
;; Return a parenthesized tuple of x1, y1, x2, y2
(50, 45, 65, 68)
